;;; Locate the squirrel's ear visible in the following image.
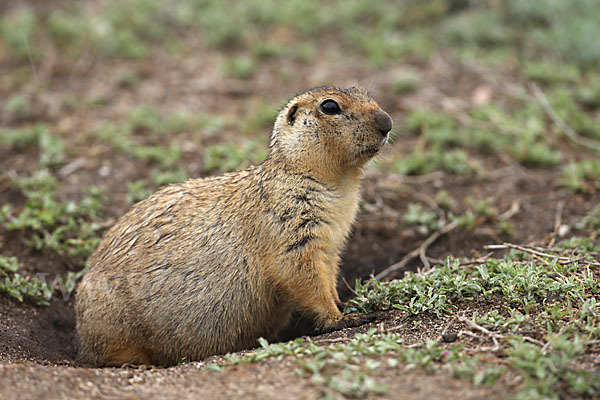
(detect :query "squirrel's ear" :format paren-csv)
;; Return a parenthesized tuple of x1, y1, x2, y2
(286, 104, 298, 126)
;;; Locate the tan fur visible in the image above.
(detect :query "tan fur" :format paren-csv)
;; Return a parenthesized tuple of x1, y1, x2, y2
(75, 86, 393, 367)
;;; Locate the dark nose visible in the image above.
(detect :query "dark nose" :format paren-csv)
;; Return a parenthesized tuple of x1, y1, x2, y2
(373, 109, 393, 137)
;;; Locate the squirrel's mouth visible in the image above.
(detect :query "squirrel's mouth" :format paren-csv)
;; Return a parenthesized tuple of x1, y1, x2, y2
(361, 145, 381, 155)
(356, 143, 383, 158)
(356, 136, 387, 158)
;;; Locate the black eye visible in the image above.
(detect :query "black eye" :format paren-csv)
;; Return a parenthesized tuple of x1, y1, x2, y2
(320, 99, 341, 115)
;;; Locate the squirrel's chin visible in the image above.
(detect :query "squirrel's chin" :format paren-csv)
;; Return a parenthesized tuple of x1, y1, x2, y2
(355, 141, 386, 158)
(345, 147, 381, 167)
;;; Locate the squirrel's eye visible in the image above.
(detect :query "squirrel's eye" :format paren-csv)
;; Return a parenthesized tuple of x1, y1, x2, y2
(320, 99, 341, 115)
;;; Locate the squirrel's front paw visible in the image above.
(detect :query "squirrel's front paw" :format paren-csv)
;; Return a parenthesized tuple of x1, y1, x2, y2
(321, 313, 376, 333)
(336, 301, 350, 312)
(340, 313, 376, 328)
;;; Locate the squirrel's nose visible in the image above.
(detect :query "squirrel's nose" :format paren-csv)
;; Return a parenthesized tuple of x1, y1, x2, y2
(373, 110, 393, 137)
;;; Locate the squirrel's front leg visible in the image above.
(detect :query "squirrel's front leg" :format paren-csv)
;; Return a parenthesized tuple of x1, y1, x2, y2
(277, 256, 374, 332)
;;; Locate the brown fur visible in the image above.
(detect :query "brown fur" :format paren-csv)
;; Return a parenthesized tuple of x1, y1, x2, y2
(75, 86, 393, 367)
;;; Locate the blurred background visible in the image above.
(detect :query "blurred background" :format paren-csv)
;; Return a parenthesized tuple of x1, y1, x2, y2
(0, 0, 600, 301)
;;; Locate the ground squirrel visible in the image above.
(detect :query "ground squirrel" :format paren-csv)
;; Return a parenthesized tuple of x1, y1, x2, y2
(75, 86, 393, 367)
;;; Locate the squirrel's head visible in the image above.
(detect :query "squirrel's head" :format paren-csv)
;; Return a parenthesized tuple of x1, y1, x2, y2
(269, 86, 392, 181)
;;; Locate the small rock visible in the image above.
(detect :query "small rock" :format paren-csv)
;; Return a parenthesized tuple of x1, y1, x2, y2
(558, 224, 570, 237)
(99, 164, 111, 177)
(442, 332, 458, 342)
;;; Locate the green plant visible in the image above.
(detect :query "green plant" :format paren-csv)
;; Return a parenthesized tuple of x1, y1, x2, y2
(218, 329, 481, 398)
(398, 102, 563, 174)
(508, 335, 599, 399)
(1, 171, 104, 266)
(576, 75, 600, 108)
(126, 170, 188, 203)
(523, 61, 580, 84)
(394, 149, 479, 176)
(466, 197, 496, 219)
(241, 101, 279, 134)
(2, 94, 32, 120)
(214, 330, 401, 397)
(497, 220, 515, 237)
(223, 56, 257, 79)
(509, 139, 561, 167)
(95, 123, 182, 168)
(562, 160, 600, 192)
(212, 325, 508, 397)
(402, 203, 443, 235)
(46, 7, 93, 57)
(558, 236, 600, 252)
(0, 125, 67, 168)
(127, 180, 154, 203)
(349, 251, 597, 316)
(448, 355, 504, 386)
(116, 69, 141, 88)
(0, 256, 53, 305)
(507, 0, 600, 67)
(252, 41, 284, 59)
(348, 260, 479, 316)
(97, 0, 186, 59)
(0, 8, 39, 61)
(434, 190, 456, 210)
(545, 87, 599, 140)
(203, 140, 267, 172)
(151, 169, 188, 186)
(576, 204, 600, 234)
(441, 9, 512, 47)
(128, 106, 198, 136)
(204, 240, 600, 398)
(392, 71, 422, 94)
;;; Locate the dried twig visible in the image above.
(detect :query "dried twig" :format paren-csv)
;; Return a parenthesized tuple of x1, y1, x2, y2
(529, 245, 599, 258)
(458, 253, 494, 267)
(58, 158, 86, 178)
(375, 220, 459, 280)
(485, 243, 600, 267)
(548, 200, 565, 247)
(495, 153, 546, 182)
(458, 330, 486, 341)
(378, 198, 535, 280)
(463, 344, 501, 353)
(575, 291, 598, 317)
(457, 316, 503, 340)
(457, 316, 503, 352)
(523, 336, 545, 346)
(438, 317, 457, 342)
(541, 340, 552, 355)
(312, 336, 353, 344)
(530, 82, 600, 153)
(458, 315, 544, 351)
(384, 325, 406, 333)
(405, 342, 426, 349)
(341, 277, 358, 297)
(498, 200, 520, 221)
